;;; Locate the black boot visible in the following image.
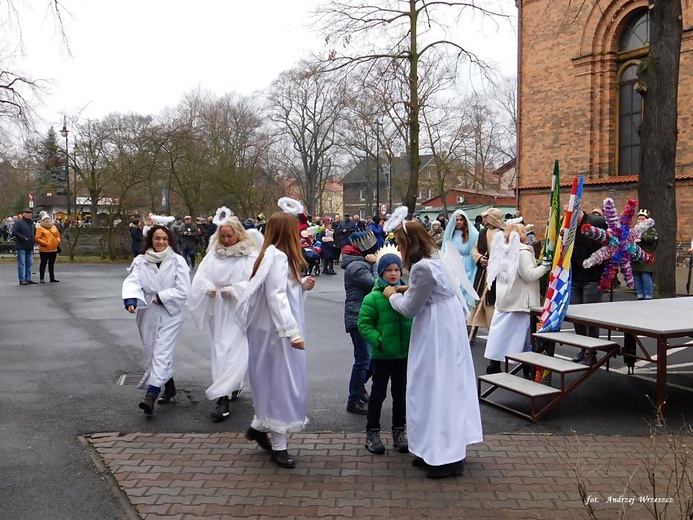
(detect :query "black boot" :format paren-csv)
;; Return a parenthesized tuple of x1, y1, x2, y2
(157, 378, 176, 404)
(392, 427, 409, 453)
(245, 427, 272, 451)
(138, 393, 156, 415)
(270, 449, 295, 468)
(425, 460, 464, 479)
(486, 360, 501, 374)
(210, 396, 230, 421)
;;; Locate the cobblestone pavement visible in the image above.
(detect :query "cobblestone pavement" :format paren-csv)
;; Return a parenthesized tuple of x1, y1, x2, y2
(86, 431, 691, 520)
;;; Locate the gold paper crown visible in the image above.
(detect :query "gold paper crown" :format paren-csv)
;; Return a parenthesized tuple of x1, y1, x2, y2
(374, 244, 402, 264)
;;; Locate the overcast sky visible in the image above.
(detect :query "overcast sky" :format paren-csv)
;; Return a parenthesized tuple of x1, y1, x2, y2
(10, 0, 517, 134)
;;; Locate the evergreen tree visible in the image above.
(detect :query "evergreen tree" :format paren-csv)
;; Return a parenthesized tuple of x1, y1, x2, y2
(36, 127, 65, 196)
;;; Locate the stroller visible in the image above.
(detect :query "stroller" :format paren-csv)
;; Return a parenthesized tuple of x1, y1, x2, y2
(302, 245, 322, 276)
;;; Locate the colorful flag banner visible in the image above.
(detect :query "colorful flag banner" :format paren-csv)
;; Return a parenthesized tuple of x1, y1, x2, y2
(540, 160, 561, 262)
(535, 175, 584, 384)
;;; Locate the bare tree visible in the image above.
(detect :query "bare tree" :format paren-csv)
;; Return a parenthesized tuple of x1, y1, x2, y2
(636, 0, 683, 298)
(267, 61, 346, 215)
(315, 0, 507, 213)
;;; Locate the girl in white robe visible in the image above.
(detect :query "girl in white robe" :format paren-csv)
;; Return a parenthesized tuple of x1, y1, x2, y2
(483, 224, 550, 374)
(234, 211, 315, 469)
(188, 216, 262, 422)
(122, 225, 191, 415)
(385, 221, 483, 479)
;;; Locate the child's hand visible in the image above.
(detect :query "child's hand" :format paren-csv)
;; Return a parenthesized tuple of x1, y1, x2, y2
(396, 285, 408, 294)
(383, 286, 397, 298)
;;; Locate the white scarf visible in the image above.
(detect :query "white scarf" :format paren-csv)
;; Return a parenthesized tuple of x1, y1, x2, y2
(213, 239, 255, 259)
(144, 246, 174, 264)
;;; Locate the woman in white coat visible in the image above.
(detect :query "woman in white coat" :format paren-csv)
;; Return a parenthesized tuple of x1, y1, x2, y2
(384, 221, 482, 479)
(122, 224, 191, 415)
(188, 214, 262, 422)
(483, 223, 551, 374)
(236, 210, 315, 469)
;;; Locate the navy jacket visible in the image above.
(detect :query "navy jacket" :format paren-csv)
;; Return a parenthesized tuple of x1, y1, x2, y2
(12, 217, 35, 250)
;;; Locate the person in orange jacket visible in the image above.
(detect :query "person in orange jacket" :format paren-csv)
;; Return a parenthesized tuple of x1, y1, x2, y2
(35, 212, 62, 283)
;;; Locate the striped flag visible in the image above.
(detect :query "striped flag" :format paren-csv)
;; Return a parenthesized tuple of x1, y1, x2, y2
(535, 175, 584, 384)
(541, 160, 561, 262)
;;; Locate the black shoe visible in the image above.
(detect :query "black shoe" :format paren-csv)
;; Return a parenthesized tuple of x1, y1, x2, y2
(365, 429, 386, 454)
(425, 460, 464, 479)
(360, 388, 369, 403)
(50, 279, 59, 283)
(245, 427, 272, 451)
(40, 279, 45, 284)
(346, 401, 368, 415)
(270, 449, 295, 468)
(138, 393, 156, 415)
(230, 389, 241, 401)
(210, 396, 230, 421)
(392, 427, 409, 453)
(486, 361, 502, 374)
(157, 378, 176, 404)
(27, 280, 38, 284)
(412, 456, 428, 468)
(19, 281, 29, 285)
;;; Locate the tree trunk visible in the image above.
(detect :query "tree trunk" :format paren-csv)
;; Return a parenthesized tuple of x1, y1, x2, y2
(404, 0, 421, 215)
(637, 0, 682, 298)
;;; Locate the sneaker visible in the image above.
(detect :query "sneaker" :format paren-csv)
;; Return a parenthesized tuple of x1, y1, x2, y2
(365, 429, 386, 454)
(19, 281, 29, 285)
(210, 396, 230, 421)
(40, 279, 45, 284)
(50, 279, 60, 283)
(346, 401, 368, 415)
(392, 427, 409, 453)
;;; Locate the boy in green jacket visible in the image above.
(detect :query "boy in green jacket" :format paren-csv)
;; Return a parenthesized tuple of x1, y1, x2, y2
(357, 247, 412, 454)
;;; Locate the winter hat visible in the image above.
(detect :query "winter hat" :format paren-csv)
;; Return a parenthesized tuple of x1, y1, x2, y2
(637, 208, 651, 218)
(350, 230, 377, 253)
(375, 244, 403, 277)
(39, 211, 50, 221)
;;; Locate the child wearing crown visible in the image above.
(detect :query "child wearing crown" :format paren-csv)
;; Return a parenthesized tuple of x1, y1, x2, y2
(357, 245, 412, 455)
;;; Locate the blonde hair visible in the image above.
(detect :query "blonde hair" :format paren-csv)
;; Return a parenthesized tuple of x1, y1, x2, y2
(207, 216, 251, 252)
(504, 223, 527, 244)
(251, 212, 307, 281)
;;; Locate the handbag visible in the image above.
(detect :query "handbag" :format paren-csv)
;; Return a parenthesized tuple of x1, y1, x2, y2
(57, 246, 62, 254)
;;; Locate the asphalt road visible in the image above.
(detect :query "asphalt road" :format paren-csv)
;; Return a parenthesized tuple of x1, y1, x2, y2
(0, 261, 691, 519)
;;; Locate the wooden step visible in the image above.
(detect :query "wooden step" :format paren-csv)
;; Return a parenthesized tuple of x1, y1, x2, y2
(506, 352, 589, 374)
(532, 331, 618, 350)
(478, 373, 561, 398)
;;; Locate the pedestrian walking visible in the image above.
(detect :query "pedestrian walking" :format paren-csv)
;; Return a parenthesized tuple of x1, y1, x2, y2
(237, 201, 315, 469)
(122, 225, 191, 415)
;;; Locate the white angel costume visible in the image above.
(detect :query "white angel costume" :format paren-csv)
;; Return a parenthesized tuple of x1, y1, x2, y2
(483, 232, 551, 362)
(122, 247, 191, 389)
(235, 245, 308, 434)
(389, 252, 483, 466)
(188, 228, 262, 401)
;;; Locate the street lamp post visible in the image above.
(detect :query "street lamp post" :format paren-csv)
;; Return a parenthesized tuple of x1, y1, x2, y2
(59, 117, 70, 219)
(375, 121, 381, 217)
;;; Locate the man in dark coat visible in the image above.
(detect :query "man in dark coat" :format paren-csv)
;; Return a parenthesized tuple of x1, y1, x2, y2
(180, 215, 199, 268)
(13, 209, 37, 285)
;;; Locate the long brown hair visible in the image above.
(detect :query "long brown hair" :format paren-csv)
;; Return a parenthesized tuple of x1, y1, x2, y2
(143, 224, 179, 253)
(394, 221, 436, 268)
(251, 212, 307, 280)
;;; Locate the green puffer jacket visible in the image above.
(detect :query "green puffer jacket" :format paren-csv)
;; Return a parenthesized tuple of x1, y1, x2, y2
(357, 278, 412, 360)
(633, 226, 658, 273)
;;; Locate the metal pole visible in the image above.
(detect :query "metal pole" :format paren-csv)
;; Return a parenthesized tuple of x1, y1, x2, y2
(375, 122, 380, 216)
(59, 117, 70, 219)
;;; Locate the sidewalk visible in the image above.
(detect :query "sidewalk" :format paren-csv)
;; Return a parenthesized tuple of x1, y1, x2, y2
(86, 431, 689, 520)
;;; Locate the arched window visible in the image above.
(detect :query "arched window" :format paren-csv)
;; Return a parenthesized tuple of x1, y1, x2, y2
(616, 10, 649, 176)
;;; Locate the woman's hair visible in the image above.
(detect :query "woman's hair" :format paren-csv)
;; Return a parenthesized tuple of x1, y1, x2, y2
(143, 224, 178, 253)
(455, 213, 469, 241)
(208, 216, 251, 252)
(504, 223, 527, 244)
(252, 212, 307, 280)
(394, 221, 436, 268)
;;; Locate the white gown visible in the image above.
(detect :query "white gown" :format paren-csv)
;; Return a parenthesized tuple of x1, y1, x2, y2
(235, 245, 308, 433)
(389, 254, 483, 466)
(122, 250, 191, 389)
(188, 240, 258, 401)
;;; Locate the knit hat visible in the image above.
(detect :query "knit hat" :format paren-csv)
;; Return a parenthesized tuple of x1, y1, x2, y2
(350, 230, 377, 253)
(377, 253, 402, 277)
(39, 211, 50, 221)
(375, 244, 403, 277)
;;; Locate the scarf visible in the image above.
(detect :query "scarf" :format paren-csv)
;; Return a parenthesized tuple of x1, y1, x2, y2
(144, 246, 174, 264)
(213, 239, 255, 259)
(41, 221, 53, 229)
